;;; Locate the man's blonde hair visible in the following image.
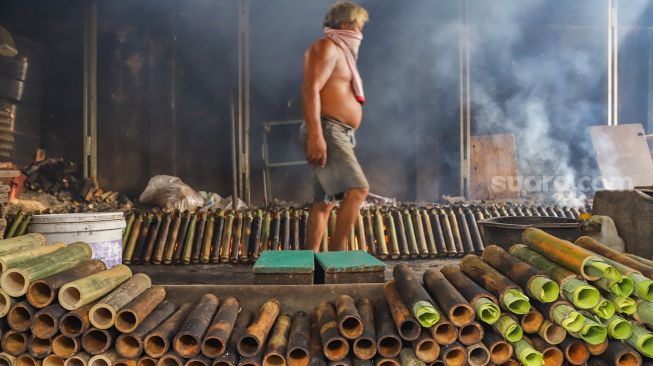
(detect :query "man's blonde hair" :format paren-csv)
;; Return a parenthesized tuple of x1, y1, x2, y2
(323, 2, 369, 29)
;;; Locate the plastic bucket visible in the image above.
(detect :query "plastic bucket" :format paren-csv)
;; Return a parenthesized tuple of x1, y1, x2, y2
(29, 212, 126, 267)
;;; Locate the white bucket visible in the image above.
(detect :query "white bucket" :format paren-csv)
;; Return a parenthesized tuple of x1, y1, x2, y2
(29, 212, 126, 268)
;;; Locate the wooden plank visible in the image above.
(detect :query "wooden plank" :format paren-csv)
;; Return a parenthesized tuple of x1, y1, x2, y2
(470, 134, 519, 200)
(589, 124, 653, 188)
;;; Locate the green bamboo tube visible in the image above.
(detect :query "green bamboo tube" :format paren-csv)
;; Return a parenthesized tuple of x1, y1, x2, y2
(402, 210, 419, 258)
(522, 228, 620, 282)
(607, 294, 637, 315)
(568, 317, 607, 345)
(219, 212, 234, 261)
(59, 265, 132, 310)
(411, 209, 429, 258)
(628, 253, 653, 267)
(6, 212, 24, 238)
(630, 273, 653, 301)
(493, 315, 522, 342)
(0, 234, 46, 256)
(593, 275, 634, 297)
(605, 315, 632, 340)
(374, 210, 388, 259)
(122, 213, 136, 245)
(1, 242, 92, 297)
(123, 214, 143, 264)
(551, 304, 585, 333)
(356, 212, 367, 253)
(16, 215, 32, 237)
(385, 211, 400, 259)
(511, 339, 543, 366)
(627, 324, 653, 358)
(473, 297, 500, 325)
(89, 273, 151, 329)
(260, 212, 271, 252)
(634, 300, 653, 325)
(589, 297, 615, 320)
(0, 243, 66, 273)
(182, 213, 197, 264)
(561, 278, 599, 309)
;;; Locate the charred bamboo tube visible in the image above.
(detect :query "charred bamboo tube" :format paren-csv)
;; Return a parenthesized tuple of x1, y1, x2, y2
(142, 213, 162, 264)
(0, 243, 66, 273)
(0, 233, 48, 255)
(393, 265, 440, 327)
(210, 211, 225, 263)
(185, 356, 210, 366)
(587, 338, 608, 356)
(66, 352, 91, 366)
(308, 322, 326, 366)
(59, 302, 94, 337)
(16, 354, 40, 366)
(627, 324, 653, 358)
(440, 266, 500, 325)
(286, 311, 310, 366)
(440, 342, 466, 366)
(89, 273, 151, 329)
(173, 212, 191, 263)
(353, 299, 376, 361)
(454, 208, 474, 254)
(237, 353, 263, 366)
(464, 209, 484, 253)
(181, 212, 197, 264)
(115, 359, 137, 366)
(534, 300, 584, 333)
(412, 209, 429, 257)
(575, 236, 653, 279)
(59, 265, 132, 311)
(335, 295, 363, 339)
(429, 209, 447, 255)
(137, 358, 156, 366)
(29, 334, 53, 357)
(511, 339, 542, 366)
(43, 355, 65, 366)
(412, 332, 440, 363)
(115, 285, 166, 333)
(372, 357, 399, 366)
(262, 313, 290, 366)
(132, 213, 154, 264)
(81, 328, 116, 355)
(363, 210, 376, 256)
(482, 245, 559, 303)
(238, 299, 281, 358)
(398, 349, 425, 366)
(460, 255, 531, 315)
(446, 208, 464, 254)
(292, 210, 301, 251)
(423, 268, 474, 327)
(259, 211, 271, 254)
(374, 300, 401, 358)
(2, 330, 27, 356)
(0, 289, 14, 318)
(173, 294, 220, 358)
(212, 309, 254, 366)
(2, 242, 93, 297)
(32, 304, 66, 338)
(493, 314, 522, 342)
(202, 296, 240, 358)
(191, 213, 207, 264)
(124, 214, 144, 264)
(537, 320, 566, 345)
(52, 334, 81, 357)
(384, 211, 400, 259)
(530, 336, 563, 366)
(144, 303, 193, 358)
(152, 212, 172, 264)
(230, 213, 243, 263)
(392, 211, 409, 259)
(315, 302, 348, 362)
(200, 213, 215, 264)
(519, 309, 544, 334)
(384, 280, 426, 341)
(271, 211, 282, 251)
(250, 211, 263, 260)
(282, 210, 291, 251)
(421, 209, 438, 257)
(522, 228, 620, 282)
(373, 210, 388, 259)
(601, 341, 642, 366)
(402, 210, 419, 258)
(465, 343, 489, 366)
(116, 300, 176, 359)
(482, 330, 512, 365)
(0, 353, 15, 366)
(27, 260, 106, 309)
(8, 301, 36, 332)
(89, 351, 121, 366)
(510, 245, 600, 309)
(162, 212, 182, 264)
(558, 337, 589, 365)
(158, 354, 184, 366)
(429, 316, 457, 346)
(458, 321, 484, 346)
(240, 214, 253, 263)
(219, 212, 234, 262)
(356, 212, 367, 253)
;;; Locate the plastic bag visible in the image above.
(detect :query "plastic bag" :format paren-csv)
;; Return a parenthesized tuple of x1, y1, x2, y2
(139, 175, 204, 211)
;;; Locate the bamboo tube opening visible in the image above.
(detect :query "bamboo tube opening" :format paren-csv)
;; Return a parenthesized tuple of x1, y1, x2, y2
(144, 335, 166, 357)
(82, 330, 109, 353)
(399, 320, 420, 340)
(339, 316, 363, 339)
(53, 335, 77, 357)
(90, 306, 115, 328)
(542, 347, 563, 366)
(415, 338, 439, 362)
(450, 306, 473, 326)
(65, 358, 86, 366)
(44, 355, 65, 366)
(33, 313, 56, 336)
(211, 362, 231, 366)
(0, 291, 11, 316)
(287, 348, 308, 366)
(541, 324, 566, 345)
(458, 323, 482, 345)
(619, 353, 640, 366)
(353, 338, 376, 360)
(116, 335, 141, 358)
(201, 337, 225, 357)
(521, 311, 544, 334)
(159, 355, 183, 366)
(564, 342, 588, 364)
(185, 360, 208, 366)
(3, 271, 28, 296)
(89, 357, 110, 366)
(378, 336, 401, 357)
(60, 314, 83, 335)
(31, 336, 51, 354)
(443, 348, 465, 366)
(375, 360, 399, 366)
(60, 286, 82, 309)
(175, 334, 199, 356)
(115, 311, 137, 333)
(0, 354, 14, 366)
(5, 332, 27, 353)
(28, 281, 54, 308)
(238, 361, 258, 366)
(489, 342, 512, 364)
(467, 345, 490, 366)
(8, 305, 32, 331)
(262, 354, 284, 366)
(114, 360, 135, 366)
(16, 355, 38, 366)
(239, 336, 259, 355)
(432, 322, 457, 345)
(137, 358, 156, 366)
(429, 362, 444, 366)
(324, 338, 348, 361)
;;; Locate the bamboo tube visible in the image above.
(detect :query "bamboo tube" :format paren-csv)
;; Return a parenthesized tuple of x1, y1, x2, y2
(363, 210, 375, 256)
(446, 208, 465, 254)
(492, 314, 522, 342)
(59, 302, 94, 337)
(0, 243, 66, 273)
(465, 343, 490, 366)
(0, 288, 14, 317)
(374, 300, 401, 358)
(89, 273, 151, 329)
(65, 352, 91, 366)
(0, 352, 16, 366)
(142, 213, 162, 263)
(115, 359, 137, 366)
(158, 353, 184, 366)
(601, 341, 642, 366)
(173, 294, 220, 358)
(372, 357, 399, 366)
(181, 212, 197, 264)
(440, 342, 466, 366)
(383, 281, 421, 341)
(115, 286, 165, 333)
(511, 339, 543, 366)
(43, 355, 65, 366)
(262, 313, 290, 366)
(335, 295, 363, 340)
(59, 265, 132, 311)
(457, 322, 483, 346)
(2, 242, 93, 297)
(212, 309, 253, 366)
(238, 299, 280, 357)
(412, 209, 429, 257)
(412, 332, 439, 363)
(52, 334, 81, 357)
(353, 299, 376, 361)
(530, 336, 563, 366)
(286, 311, 310, 366)
(115, 300, 176, 359)
(393, 211, 410, 259)
(454, 208, 474, 254)
(558, 337, 589, 365)
(315, 302, 348, 362)
(440, 265, 500, 325)
(229, 213, 243, 263)
(429, 209, 448, 255)
(240, 213, 253, 263)
(219, 212, 234, 262)
(401, 210, 419, 258)
(398, 349, 425, 366)
(587, 338, 608, 356)
(373, 210, 388, 259)
(575, 236, 653, 279)
(519, 308, 544, 334)
(537, 320, 566, 345)
(185, 356, 210, 366)
(27, 260, 106, 309)
(533, 300, 584, 333)
(173, 213, 191, 263)
(162, 212, 182, 264)
(421, 209, 438, 256)
(627, 324, 653, 358)
(29, 334, 52, 357)
(8, 301, 36, 332)
(384, 211, 400, 259)
(191, 213, 207, 264)
(123, 214, 143, 264)
(202, 297, 241, 358)
(590, 297, 615, 320)
(81, 328, 117, 355)
(423, 268, 474, 327)
(16, 354, 41, 366)
(393, 265, 440, 327)
(249, 211, 263, 260)
(132, 213, 154, 264)
(0, 234, 46, 256)
(137, 358, 156, 366)
(2, 330, 28, 356)
(32, 304, 66, 338)
(88, 351, 120, 366)
(607, 293, 637, 315)
(144, 303, 193, 358)
(482, 330, 512, 365)
(200, 213, 215, 264)
(152, 213, 172, 264)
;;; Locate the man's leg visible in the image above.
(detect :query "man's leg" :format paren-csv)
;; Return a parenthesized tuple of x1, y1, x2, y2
(306, 201, 334, 252)
(332, 188, 369, 251)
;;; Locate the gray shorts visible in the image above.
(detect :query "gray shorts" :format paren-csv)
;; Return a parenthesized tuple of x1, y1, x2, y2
(300, 116, 369, 202)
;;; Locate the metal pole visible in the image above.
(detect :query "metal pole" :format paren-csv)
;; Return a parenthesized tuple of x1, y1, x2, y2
(83, 0, 98, 183)
(464, 0, 471, 198)
(171, 8, 178, 176)
(243, 0, 251, 205)
(607, 0, 613, 126)
(231, 99, 238, 206)
(613, 0, 619, 126)
(458, 1, 465, 197)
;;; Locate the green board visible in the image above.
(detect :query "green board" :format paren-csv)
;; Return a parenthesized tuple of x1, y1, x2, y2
(253, 250, 315, 273)
(315, 251, 385, 273)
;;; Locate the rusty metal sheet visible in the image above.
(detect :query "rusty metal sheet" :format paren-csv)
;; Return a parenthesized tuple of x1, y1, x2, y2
(470, 134, 519, 200)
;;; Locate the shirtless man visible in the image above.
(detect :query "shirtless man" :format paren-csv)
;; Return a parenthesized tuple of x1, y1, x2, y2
(301, 2, 369, 252)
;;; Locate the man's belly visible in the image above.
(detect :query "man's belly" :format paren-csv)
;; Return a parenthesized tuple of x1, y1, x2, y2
(320, 92, 363, 129)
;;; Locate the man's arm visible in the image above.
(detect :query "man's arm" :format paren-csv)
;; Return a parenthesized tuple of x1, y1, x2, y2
(302, 39, 338, 167)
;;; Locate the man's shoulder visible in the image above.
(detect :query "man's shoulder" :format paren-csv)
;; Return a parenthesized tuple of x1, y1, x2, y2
(307, 38, 338, 56)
